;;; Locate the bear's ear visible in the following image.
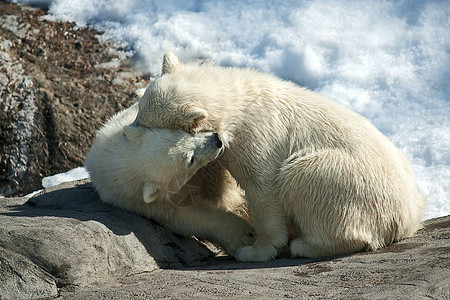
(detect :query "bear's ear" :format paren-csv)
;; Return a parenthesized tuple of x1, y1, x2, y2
(143, 182, 159, 203)
(123, 124, 142, 142)
(131, 88, 146, 102)
(162, 51, 182, 74)
(184, 107, 208, 125)
(199, 58, 214, 66)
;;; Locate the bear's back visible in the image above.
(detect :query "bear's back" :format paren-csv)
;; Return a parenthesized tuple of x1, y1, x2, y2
(85, 104, 143, 210)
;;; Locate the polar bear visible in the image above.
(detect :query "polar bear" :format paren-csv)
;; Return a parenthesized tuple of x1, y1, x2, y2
(132, 51, 425, 262)
(85, 102, 254, 257)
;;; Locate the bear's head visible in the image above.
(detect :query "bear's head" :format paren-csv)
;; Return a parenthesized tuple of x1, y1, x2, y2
(123, 124, 224, 203)
(133, 51, 216, 133)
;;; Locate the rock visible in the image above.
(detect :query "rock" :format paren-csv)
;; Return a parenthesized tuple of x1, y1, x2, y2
(62, 216, 450, 300)
(0, 3, 149, 197)
(0, 179, 216, 299)
(1, 179, 448, 299)
(0, 247, 57, 300)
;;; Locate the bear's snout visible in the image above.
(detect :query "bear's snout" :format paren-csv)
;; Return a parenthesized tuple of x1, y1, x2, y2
(213, 132, 223, 148)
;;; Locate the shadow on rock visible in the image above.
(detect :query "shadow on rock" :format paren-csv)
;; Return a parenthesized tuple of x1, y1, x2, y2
(2, 179, 449, 300)
(0, 179, 214, 298)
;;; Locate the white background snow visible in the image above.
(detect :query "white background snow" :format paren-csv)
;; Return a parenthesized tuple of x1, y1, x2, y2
(13, 0, 450, 220)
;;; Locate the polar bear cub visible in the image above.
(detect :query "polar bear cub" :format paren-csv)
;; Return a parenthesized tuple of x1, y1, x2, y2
(132, 51, 425, 262)
(85, 102, 254, 257)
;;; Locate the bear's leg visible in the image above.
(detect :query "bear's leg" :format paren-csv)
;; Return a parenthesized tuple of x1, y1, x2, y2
(148, 202, 255, 258)
(235, 188, 289, 262)
(278, 149, 370, 258)
(289, 238, 330, 258)
(290, 237, 368, 258)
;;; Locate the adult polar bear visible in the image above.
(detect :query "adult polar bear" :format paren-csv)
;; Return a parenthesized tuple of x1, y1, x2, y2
(132, 51, 425, 262)
(85, 103, 254, 257)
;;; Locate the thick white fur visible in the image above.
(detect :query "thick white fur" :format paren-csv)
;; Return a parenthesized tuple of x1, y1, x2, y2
(85, 103, 254, 257)
(134, 51, 425, 262)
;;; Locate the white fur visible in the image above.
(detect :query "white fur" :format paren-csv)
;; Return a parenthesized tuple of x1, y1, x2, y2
(134, 51, 425, 262)
(85, 103, 255, 257)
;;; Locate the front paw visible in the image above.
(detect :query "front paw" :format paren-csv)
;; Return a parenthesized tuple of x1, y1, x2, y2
(235, 244, 277, 262)
(220, 218, 256, 257)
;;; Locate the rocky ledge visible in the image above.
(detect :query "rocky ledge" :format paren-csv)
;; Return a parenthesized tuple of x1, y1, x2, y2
(0, 179, 448, 299)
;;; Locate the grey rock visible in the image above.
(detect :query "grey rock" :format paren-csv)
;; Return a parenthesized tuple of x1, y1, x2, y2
(0, 179, 215, 299)
(62, 216, 450, 300)
(1, 179, 449, 299)
(0, 247, 57, 300)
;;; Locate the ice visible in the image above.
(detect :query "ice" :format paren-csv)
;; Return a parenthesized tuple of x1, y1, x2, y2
(41, 167, 89, 189)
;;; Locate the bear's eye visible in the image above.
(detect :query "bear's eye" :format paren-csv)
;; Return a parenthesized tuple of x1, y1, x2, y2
(188, 156, 195, 167)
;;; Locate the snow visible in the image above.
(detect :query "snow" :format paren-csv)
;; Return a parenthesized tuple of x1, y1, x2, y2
(41, 167, 90, 189)
(13, 0, 450, 220)
(23, 167, 89, 198)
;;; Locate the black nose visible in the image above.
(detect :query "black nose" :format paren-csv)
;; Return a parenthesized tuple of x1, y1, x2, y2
(213, 133, 223, 148)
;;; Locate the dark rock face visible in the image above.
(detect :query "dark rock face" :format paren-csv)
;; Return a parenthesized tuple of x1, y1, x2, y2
(0, 3, 149, 196)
